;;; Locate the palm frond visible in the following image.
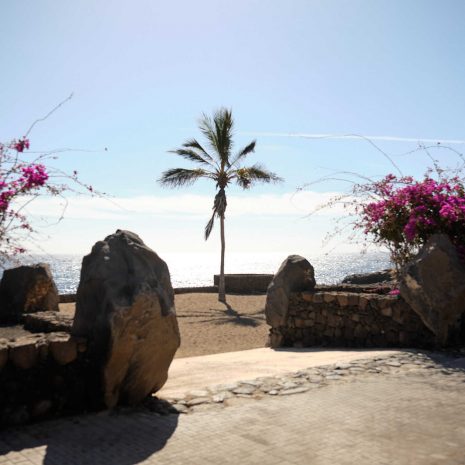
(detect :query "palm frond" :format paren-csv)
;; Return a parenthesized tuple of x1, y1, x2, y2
(168, 148, 214, 167)
(199, 113, 219, 159)
(182, 139, 217, 166)
(213, 108, 234, 166)
(204, 212, 215, 240)
(158, 168, 210, 188)
(230, 140, 256, 166)
(199, 108, 234, 166)
(204, 188, 227, 240)
(232, 164, 283, 189)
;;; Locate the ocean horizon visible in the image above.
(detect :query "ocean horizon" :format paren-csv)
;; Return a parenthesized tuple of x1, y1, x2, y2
(11, 250, 392, 294)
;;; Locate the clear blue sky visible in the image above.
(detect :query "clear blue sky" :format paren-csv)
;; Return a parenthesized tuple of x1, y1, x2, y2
(1, 1, 464, 257)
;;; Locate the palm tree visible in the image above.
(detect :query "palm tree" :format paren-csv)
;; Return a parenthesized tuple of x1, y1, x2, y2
(158, 108, 282, 302)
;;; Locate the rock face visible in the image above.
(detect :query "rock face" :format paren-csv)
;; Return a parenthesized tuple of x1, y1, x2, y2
(0, 264, 59, 323)
(72, 230, 180, 408)
(265, 255, 316, 346)
(342, 269, 395, 285)
(399, 234, 465, 346)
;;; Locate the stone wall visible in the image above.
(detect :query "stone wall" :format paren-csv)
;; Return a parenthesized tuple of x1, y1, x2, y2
(58, 287, 220, 302)
(59, 294, 76, 303)
(269, 291, 436, 349)
(0, 332, 91, 426)
(0, 230, 181, 426)
(59, 277, 273, 303)
(174, 286, 218, 294)
(213, 274, 273, 294)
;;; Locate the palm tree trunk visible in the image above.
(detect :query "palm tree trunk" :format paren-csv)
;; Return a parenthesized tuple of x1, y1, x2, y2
(218, 213, 226, 302)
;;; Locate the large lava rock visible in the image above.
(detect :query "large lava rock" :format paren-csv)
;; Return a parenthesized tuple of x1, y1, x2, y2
(265, 255, 316, 333)
(72, 230, 180, 408)
(399, 234, 465, 346)
(0, 264, 59, 323)
(342, 269, 395, 285)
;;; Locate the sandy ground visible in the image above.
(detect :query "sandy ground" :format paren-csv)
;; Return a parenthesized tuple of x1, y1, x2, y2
(64, 293, 269, 358)
(1, 293, 269, 359)
(173, 293, 268, 358)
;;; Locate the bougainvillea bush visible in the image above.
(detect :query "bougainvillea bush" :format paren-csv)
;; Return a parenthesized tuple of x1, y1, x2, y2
(355, 173, 465, 269)
(0, 137, 94, 264)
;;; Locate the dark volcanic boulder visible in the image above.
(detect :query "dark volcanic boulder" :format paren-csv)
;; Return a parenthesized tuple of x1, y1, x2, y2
(265, 255, 316, 334)
(399, 234, 465, 346)
(342, 269, 395, 285)
(0, 264, 59, 323)
(72, 230, 180, 408)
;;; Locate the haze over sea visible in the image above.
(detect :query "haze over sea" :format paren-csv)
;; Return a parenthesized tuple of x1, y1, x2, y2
(27, 251, 391, 294)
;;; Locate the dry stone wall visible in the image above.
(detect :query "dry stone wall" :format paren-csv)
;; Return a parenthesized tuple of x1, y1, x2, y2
(0, 332, 90, 426)
(0, 230, 181, 427)
(268, 291, 436, 349)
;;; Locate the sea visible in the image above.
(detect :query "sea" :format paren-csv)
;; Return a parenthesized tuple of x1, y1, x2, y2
(12, 251, 392, 294)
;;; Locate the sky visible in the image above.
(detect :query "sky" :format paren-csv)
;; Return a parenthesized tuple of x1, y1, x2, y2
(1, 0, 465, 259)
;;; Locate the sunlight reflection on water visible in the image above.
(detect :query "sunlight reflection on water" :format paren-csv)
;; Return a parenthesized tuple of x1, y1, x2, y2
(16, 250, 391, 294)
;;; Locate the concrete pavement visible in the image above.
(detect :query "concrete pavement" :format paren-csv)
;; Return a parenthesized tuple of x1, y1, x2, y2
(1, 349, 465, 465)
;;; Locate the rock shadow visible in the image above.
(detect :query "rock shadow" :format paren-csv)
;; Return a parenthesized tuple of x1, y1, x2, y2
(425, 351, 465, 373)
(0, 408, 179, 465)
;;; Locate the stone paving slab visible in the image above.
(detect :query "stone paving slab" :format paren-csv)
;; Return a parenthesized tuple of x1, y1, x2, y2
(1, 351, 465, 465)
(158, 350, 465, 416)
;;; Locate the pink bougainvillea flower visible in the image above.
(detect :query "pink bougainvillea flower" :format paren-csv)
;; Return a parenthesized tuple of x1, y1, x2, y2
(11, 138, 30, 153)
(0, 135, 98, 260)
(20, 164, 49, 189)
(357, 172, 465, 267)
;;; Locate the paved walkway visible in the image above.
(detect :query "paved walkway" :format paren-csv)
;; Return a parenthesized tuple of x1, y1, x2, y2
(1, 351, 465, 465)
(160, 347, 401, 397)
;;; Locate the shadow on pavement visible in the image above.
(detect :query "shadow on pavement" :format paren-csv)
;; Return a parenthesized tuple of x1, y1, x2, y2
(426, 351, 465, 371)
(271, 347, 400, 354)
(0, 409, 179, 465)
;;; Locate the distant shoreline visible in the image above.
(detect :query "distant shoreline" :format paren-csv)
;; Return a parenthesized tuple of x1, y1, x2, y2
(5, 250, 393, 294)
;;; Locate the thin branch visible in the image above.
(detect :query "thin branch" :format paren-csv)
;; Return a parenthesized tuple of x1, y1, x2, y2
(25, 93, 74, 137)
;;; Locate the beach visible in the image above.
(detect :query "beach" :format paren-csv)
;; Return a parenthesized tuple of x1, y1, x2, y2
(59, 293, 269, 358)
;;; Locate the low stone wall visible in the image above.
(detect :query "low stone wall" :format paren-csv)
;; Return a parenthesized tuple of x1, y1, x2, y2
(315, 284, 393, 294)
(59, 287, 219, 302)
(213, 274, 274, 294)
(23, 311, 73, 333)
(59, 278, 273, 302)
(59, 294, 76, 303)
(1, 230, 182, 427)
(174, 286, 218, 294)
(0, 332, 92, 426)
(269, 291, 436, 349)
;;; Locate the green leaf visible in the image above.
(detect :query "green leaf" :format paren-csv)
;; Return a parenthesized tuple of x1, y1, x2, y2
(158, 168, 210, 188)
